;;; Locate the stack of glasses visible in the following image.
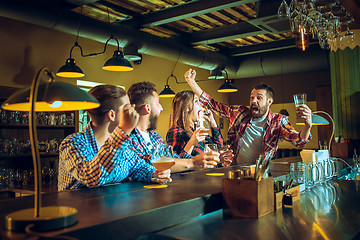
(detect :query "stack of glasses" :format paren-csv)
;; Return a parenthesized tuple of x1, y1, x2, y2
(290, 150, 336, 190)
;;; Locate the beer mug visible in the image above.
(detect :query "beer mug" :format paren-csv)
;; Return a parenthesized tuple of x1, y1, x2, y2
(316, 158, 326, 183)
(305, 163, 319, 189)
(325, 158, 335, 180)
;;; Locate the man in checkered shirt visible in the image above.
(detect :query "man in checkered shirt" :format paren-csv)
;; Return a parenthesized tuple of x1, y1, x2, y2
(184, 69, 313, 166)
(58, 85, 171, 191)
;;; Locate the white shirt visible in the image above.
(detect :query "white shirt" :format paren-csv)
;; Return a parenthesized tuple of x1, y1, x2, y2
(138, 129, 154, 152)
(236, 116, 266, 165)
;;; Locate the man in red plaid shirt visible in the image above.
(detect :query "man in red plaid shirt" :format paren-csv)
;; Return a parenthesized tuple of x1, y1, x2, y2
(184, 69, 313, 165)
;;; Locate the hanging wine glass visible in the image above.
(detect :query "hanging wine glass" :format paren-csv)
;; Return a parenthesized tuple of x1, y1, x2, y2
(278, 0, 290, 18)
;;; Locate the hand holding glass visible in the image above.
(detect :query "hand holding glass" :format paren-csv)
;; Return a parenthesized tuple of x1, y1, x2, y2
(293, 93, 307, 123)
(152, 144, 175, 172)
(151, 145, 175, 184)
(293, 93, 307, 107)
(195, 110, 210, 136)
(204, 144, 218, 153)
(195, 121, 210, 136)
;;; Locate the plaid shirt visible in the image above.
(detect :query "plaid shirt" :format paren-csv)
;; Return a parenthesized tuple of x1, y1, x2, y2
(199, 92, 311, 163)
(166, 125, 224, 157)
(128, 127, 192, 162)
(58, 122, 156, 191)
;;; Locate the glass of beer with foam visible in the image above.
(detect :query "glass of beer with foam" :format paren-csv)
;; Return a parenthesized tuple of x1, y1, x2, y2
(151, 144, 175, 183)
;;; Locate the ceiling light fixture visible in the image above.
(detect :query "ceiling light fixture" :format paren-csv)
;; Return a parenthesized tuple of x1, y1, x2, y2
(217, 70, 238, 93)
(57, 35, 133, 78)
(159, 74, 176, 98)
(2, 67, 100, 232)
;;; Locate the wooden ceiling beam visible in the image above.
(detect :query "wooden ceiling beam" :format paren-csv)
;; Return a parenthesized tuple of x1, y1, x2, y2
(121, 0, 260, 27)
(172, 12, 291, 45)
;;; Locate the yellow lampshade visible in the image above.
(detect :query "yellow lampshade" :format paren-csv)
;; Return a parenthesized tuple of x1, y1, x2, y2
(1, 67, 100, 232)
(2, 81, 100, 111)
(218, 79, 238, 93)
(102, 50, 133, 72)
(56, 58, 85, 78)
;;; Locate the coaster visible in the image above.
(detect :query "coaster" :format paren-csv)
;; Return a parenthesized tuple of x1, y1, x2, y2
(206, 173, 225, 176)
(143, 184, 168, 189)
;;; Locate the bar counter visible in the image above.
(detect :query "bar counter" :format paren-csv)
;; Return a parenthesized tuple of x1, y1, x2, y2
(0, 164, 359, 240)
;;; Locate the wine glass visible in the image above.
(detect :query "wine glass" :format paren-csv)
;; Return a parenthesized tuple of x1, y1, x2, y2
(277, 0, 289, 18)
(151, 144, 175, 184)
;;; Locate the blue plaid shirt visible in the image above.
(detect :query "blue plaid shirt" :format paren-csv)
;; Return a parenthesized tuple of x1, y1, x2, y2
(128, 127, 192, 163)
(58, 122, 156, 191)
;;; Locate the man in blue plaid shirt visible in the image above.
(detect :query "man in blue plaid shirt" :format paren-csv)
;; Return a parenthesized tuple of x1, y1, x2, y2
(58, 85, 171, 191)
(127, 82, 220, 171)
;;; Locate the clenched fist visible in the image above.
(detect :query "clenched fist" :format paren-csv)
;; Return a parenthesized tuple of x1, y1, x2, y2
(185, 69, 196, 83)
(119, 104, 139, 134)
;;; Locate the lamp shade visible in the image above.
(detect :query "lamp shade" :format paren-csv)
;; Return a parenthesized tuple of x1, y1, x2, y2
(159, 85, 176, 98)
(296, 114, 329, 126)
(2, 68, 100, 232)
(218, 79, 238, 93)
(2, 81, 100, 112)
(56, 58, 85, 78)
(103, 50, 133, 71)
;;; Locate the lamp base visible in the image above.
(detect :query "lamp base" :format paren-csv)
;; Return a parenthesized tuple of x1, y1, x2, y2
(5, 206, 77, 232)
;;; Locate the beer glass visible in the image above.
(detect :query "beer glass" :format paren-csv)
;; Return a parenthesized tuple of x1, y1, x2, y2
(151, 144, 175, 184)
(293, 93, 307, 124)
(195, 109, 210, 137)
(297, 162, 305, 184)
(305, 163, 319, 189)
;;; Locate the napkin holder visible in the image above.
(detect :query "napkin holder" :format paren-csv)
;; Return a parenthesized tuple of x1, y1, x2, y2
(222, 177, 274, 218)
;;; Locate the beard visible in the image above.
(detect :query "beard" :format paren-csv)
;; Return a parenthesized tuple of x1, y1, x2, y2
(148, 112, 158, 131)
(250, 104, 268, 119)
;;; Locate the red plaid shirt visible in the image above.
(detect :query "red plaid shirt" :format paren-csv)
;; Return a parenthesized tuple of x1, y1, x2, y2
(166, 125, 224, 157)
(199, 92, 311, 163)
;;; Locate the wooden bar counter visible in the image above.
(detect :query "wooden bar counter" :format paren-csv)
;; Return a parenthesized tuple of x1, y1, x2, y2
(0, 163, 359, 240)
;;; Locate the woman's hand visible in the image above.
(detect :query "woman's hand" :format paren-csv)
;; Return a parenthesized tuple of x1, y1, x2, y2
(184, 128, 207, 154)
(202, 109, 217, 128)
(185, 68, 196, 83)
(192, 151, 220, 169)
(190, 128, 207, 145)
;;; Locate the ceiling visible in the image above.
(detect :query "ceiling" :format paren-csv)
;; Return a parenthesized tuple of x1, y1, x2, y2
(63, 0, 295, 57)
(0, 0, 358, 76)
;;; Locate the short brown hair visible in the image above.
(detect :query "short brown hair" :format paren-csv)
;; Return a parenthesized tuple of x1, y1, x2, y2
(127, 82, 157, 106)
(253, 83, 274, 99)
(87, 85, 126, 124)
(170, 90, 195, 133)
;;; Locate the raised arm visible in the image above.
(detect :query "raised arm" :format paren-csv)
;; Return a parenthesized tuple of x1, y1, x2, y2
(185, 68, 203, 97)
